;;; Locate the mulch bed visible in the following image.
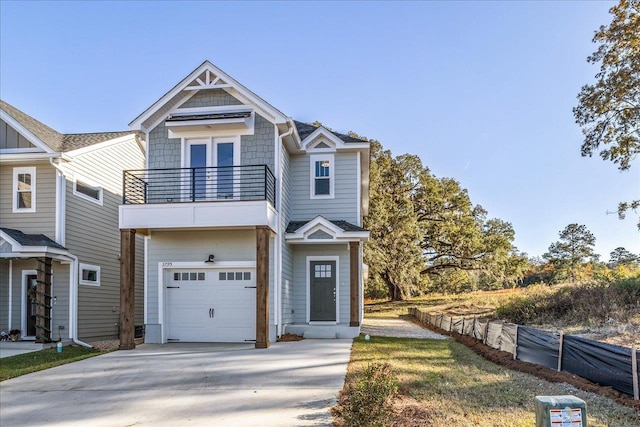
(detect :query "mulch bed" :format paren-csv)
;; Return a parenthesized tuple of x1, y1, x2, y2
(412, 317, 640, 411)
(277, 333, 303, 342)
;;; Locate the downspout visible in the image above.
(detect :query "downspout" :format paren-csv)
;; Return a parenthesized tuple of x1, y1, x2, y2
(62, 252, 92, 348)
(276, 121, 294, 337)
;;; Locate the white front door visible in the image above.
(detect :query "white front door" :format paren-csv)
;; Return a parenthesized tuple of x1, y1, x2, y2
(165, 268, 256, 342)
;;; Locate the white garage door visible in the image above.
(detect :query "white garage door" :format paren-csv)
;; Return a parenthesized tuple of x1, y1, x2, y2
(166, 268, 256, 342)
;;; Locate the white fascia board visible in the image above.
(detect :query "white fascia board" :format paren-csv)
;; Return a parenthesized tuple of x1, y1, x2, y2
(65, 134, 138, 158)
(0, 152, 63, 163)
(0, 110, 55, 154)
(293, 216, 343, 236)
(284, 232, 369, 244)
(129, 60, 288, 130)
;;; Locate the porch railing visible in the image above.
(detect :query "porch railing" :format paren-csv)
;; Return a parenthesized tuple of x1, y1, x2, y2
(122, 165, 275, 206)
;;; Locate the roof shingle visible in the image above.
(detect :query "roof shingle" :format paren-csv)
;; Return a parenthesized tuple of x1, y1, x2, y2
(1, 228, 66, 250)
(293, 120, 367, 144)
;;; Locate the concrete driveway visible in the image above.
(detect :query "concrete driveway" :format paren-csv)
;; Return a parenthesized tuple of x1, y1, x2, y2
(0, 339, 353, 427)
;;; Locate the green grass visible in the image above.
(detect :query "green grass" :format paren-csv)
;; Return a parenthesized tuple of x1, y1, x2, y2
(0, 346, 104, 381)
(341, 335, 639, 427)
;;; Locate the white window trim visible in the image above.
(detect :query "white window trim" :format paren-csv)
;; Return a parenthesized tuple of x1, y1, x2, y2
(73, 178, 103, 206)
(12, 167, 36, 213)
(306, 256, 339, 324)
(79, 263, 101, 286)
(309, 154, 335, 200)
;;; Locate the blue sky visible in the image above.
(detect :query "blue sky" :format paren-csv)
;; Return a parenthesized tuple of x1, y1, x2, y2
(1, 1, 638, 260)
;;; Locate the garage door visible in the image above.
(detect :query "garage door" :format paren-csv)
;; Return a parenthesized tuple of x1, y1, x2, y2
(166, 268, 256, 342)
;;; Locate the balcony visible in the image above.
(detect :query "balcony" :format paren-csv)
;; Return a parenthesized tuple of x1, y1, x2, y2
(119, 165, 277, 232)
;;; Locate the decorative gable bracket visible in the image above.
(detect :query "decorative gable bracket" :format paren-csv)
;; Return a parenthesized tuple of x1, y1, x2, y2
(285, 216, 369, 244)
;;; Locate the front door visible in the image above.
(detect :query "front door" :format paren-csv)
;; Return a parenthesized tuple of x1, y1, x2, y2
(25, 275, 37, 336)
(309, 261, 336, 321)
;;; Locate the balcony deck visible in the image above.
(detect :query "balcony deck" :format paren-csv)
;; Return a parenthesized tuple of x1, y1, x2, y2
(119, 165, 277, 232)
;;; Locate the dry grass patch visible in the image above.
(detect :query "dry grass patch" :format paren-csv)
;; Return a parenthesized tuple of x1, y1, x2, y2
(335, 336, 639, 426)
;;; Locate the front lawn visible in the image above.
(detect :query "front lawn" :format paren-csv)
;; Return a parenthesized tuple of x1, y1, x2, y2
(0, 346, 103, 381)
(335, 336, 639, 426)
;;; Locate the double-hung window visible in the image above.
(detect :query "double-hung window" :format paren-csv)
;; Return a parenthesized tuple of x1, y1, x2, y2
(12, 167, 36, 212)
(310, 154, 334, 199)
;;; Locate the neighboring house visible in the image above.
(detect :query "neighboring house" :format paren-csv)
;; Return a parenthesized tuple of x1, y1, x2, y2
(0, 100, 145, 345)
(119, 60, 370, 348)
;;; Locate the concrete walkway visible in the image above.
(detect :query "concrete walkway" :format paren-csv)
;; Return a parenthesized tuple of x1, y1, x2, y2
(361, 317, 449, 339)
(0, 340, 353, 427)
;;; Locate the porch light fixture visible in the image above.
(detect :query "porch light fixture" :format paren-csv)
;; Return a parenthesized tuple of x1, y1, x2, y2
(204, 254, 215, 263)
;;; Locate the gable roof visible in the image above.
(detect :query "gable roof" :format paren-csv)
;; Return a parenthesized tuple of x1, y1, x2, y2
(129, 60, 290, 131)
(0, 227, 66, 250)
(293, 120, 367, 144)
(1, 100, 133, 153)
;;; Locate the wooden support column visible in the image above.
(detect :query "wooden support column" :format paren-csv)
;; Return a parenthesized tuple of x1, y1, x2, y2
(119, 229, 136, 350)
(349, 241, 360, 327)
(35, 257, 52, 343)
(256, 226, 270, 349)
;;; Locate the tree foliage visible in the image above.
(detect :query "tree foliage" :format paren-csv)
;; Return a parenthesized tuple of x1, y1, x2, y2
(574, 0, 639, 170)
(608, 246, 640, 267)
(362, 139, 520, 300)
(543, 224, 598, 282)
(574, 0, 639, 223)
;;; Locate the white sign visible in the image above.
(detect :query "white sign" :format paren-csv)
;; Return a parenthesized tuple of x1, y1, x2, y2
(549, 407, 582, 427)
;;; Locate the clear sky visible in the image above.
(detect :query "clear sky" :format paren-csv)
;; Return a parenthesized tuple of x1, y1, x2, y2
(1, 0, 638, 260)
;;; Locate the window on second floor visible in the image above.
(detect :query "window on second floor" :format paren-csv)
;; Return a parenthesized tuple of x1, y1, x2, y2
(310, 154, 334, 199)
(12, 167, 36, 213)
(73, 179, 103, 205)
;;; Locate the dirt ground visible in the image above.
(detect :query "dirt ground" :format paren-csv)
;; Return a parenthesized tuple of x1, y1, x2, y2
(413, 317, 640, 411)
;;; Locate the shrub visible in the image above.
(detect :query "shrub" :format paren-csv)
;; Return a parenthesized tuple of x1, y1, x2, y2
(334, 362, 399, 427)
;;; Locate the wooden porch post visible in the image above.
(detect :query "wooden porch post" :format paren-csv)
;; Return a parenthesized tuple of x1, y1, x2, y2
(35, 257, 52, 343)
(256, 226, 270, 349)
(119, 229, 136, 350)
(349, 241, 360, 327)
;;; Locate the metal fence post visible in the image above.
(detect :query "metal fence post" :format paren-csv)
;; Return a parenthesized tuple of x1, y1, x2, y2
(632, 345, 639, 400)
(557, 331, 564, 372)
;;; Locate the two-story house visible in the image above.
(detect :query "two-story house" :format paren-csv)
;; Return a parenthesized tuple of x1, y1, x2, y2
(0, 100, 144, 346)
(119, 61, 369, 348)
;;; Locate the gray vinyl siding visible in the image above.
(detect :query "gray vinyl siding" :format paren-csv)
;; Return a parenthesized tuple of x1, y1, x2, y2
(280, 145, 294, 325)
(64, 137, 145, 340)
(0, 259, 70, 337)
(291, 244, 350, 325)
(240, 114, 275, 172)
(148, 121, 180, 170)
(0, 163, 56, 237)
(289, 153, 359, 224)
(145, 229, 275, 341)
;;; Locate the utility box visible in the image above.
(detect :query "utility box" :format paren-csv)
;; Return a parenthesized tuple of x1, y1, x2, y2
(535, 395, 587, 427)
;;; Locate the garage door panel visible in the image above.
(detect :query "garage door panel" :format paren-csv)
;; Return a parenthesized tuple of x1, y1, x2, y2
(166, 269, 256, 343)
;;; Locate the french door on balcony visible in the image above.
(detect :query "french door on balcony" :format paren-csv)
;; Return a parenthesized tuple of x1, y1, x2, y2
(184, 137, 239, 201)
